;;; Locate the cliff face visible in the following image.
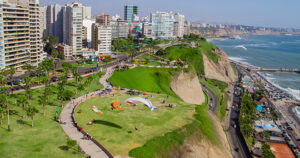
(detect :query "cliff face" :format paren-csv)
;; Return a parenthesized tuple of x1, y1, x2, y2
(203, 48, 237, 83)
(170, 71, 205, 105)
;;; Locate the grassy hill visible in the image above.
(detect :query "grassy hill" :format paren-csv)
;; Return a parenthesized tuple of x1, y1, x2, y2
(109, 67, 176, 97)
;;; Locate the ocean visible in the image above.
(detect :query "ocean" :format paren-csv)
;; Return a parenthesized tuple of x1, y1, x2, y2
(210, 35, 300, 102)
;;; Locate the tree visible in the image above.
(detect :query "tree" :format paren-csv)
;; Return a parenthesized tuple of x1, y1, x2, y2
(262, 143, 275, 158)
(0, 105, 4, 125)
(51, 49, 59, 58)
(58, 53, 65, 60)
(23, 63, 35, 76)
(26, 105, 38, 127)
(17, 95, 28, 119)
(72, 65, 80, 95)
(22, 77, 32, 103)
(39, 59, 55, 102)
(44, 35, 59, 53)
(102, 56, 112, 65)
(0, 88, 10, 130)
(35, 67, 43, 85)
(8, 66, 16, 94)
(38, 94, 48, 116)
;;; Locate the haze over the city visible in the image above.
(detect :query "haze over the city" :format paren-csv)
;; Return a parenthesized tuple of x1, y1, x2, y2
(40, 0, 300, 28)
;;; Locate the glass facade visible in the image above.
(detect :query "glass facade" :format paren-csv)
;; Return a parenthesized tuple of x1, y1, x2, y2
(124, 5, 137, 23)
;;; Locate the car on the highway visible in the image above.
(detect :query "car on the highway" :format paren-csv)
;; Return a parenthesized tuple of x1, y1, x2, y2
(234, 147, 240, 152)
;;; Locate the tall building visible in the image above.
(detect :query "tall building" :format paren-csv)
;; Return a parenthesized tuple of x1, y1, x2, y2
(96, 13, 110, 26)
(92, 23, 111, 54)
(0, 1, 30, 69)
(124, 5, 137, 23)
(151, 11, 174, 39)
(39, 6, 47, 38)
(63, 2, 83, 57)
(83, 18, 95, 48)
(110, 18, 128, 39)
(0, 0, 43, 69)
(184, 21, 191, 35)
(142, 23, 152, 38)
(82, 26, 87, 48)
(174, 13, 185, 38)
(82, 6, 91, 19)
(46, 4, 63, 42)
(29, 0, 43, 66)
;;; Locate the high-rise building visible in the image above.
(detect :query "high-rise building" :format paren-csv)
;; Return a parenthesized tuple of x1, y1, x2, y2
(151, 11, 174, 39)
(0, 0, 44, 69)
(96, 13, 110, 26)
(124, 5, 137, 23)
(110, 18, 128, 39)
(142, 23, 152, 38)
(184, 21, 191, 35)
(63, 2, 83, 57)
(39, 6, 47, 38)
(83, 18, 95, 48)
(82, 26, 87, 48)
(82, 6, 91, 19)
(174, 13, 184, 38)
(46, 4, 63, 42)
(29, 0, 43, 66)
(92, 23, 111, 54)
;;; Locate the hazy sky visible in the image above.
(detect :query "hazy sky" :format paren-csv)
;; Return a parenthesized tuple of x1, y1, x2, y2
(40, 0, 300, 28)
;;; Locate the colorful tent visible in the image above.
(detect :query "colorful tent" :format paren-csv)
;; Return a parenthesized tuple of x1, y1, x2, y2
(121, 97, 157, 111)
(256, 106, 264, 112)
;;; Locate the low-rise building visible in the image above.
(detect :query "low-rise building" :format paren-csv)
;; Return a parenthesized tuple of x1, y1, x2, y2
(142, 23, 152, 38)
(57, 44, 72, 59)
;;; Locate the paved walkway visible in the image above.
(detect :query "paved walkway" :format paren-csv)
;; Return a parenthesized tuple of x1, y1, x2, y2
(60, 68, 114, 158)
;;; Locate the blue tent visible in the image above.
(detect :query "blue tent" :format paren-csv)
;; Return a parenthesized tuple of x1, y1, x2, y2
(256, 106, 264, 112)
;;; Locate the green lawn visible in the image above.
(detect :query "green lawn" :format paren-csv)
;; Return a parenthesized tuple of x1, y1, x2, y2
(162, 45, 205, 76)
(74, 92, 195, 156)
(109, 67, 176, 97)
(232, 65, 237, 75)
(0, 73, 104, 158)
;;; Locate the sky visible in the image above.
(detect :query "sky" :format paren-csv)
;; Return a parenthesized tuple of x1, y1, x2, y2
(40, 0, 300, 29)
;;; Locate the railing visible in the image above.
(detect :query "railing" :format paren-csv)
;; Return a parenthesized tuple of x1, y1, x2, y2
(71, 93, 114, 158)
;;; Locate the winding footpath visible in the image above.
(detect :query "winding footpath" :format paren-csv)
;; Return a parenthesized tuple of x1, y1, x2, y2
(59, 68, 114, 158)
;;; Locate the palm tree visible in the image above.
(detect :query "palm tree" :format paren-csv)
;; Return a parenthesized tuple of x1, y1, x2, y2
(72, 65, 80, 95)
(84, 76, 93, 93)
(0, 105, 4, 125)
(8, 66, 16, 95)
(0, 88, 10, 130)
(26, 105, 38, 127)
(22, 77, 32, 103)
(17, 95, 28, 119)
(38, 94, 47, 116)
(36, 67, 43, 85)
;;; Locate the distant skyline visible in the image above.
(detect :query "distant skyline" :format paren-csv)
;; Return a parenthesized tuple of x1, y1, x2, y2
(40, 0, 300, 29)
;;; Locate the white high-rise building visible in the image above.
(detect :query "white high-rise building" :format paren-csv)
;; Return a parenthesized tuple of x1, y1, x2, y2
(110, 18, 129, 39)
(83, 18, 95, 48)
(82, 6, 91, 19)
(39, 6, 47, 39)
(0, 0, 44, 69)
(151, 11, 174, 39)
(63, 2, 83, 57)
(29, 0, 43, 66)
(142, 23, 152, 38)
(174, 13, 185, 38)
(92, 24, 111, 54)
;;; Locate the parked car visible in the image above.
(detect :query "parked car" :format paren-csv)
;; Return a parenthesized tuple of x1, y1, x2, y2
(234, 148, 240, 152)
(51, 76, 58, 82)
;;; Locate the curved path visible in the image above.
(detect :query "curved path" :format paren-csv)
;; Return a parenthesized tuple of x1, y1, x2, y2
(60, 68, 114, 158)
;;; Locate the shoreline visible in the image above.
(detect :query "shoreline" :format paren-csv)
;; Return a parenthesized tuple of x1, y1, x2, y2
(230, 59, 300, 103)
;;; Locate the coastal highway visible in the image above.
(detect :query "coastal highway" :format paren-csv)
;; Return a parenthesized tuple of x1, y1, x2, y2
(200, 82, 218, 111)
(227, 65, 252, 158)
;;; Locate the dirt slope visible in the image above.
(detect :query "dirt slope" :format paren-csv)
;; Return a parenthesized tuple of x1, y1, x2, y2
(170, 71, 205, 105)
(203, 48, 237, 83)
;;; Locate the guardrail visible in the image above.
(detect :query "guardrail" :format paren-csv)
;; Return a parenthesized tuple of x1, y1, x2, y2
(71, 92, 114, 158)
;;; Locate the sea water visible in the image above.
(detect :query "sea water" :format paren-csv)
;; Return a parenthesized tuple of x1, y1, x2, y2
(211, 35, 300, 102)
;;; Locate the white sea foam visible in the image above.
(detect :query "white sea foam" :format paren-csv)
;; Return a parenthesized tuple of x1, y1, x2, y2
(235, 45, 247, 51)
